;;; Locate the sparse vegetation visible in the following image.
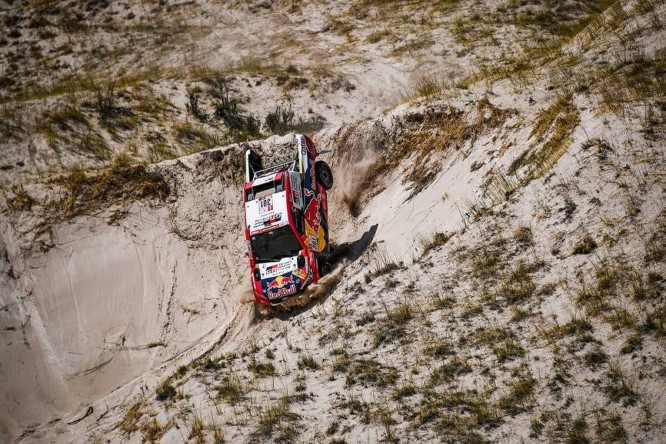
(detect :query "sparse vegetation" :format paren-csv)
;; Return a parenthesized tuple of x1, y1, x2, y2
(429, 357, 472, 384)
(264, 105, 326, 136)
(514, 225, 533, 246)
(364, 260, 402, 283)
(119, 402, 144, 435)
(510, 95, 580, 182)
(408, 75, 444, 99)
(48, 154, 169, 220)
(420, 231, 453, 256)
(2, 2, 664, 443)
(141, 418, 165, 443)
(248, 358, 276, 377)
(216, 374, 245, 405)
(4, 185, 34, 212)
(604, 363, 639, 406)
(573, 236, 597, 255)
(255, 398, 300, 441)
(344, 358, 398, 387)
(297, 355, 320, 371)
(155, 380, 176, 401)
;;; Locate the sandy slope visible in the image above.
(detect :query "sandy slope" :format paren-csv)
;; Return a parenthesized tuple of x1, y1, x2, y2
(0, 0, 665, 443)
(6, 85, 665, 442)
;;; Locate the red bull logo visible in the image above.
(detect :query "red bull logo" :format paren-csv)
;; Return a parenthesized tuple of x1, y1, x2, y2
(267, 275, 294, 290)
(267, 285, 297, 300)
(303, 193, 322, 234)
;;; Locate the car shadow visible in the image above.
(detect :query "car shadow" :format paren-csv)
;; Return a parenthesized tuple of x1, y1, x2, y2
(326, 223, 378, 266)
(253, 223, 378, 322)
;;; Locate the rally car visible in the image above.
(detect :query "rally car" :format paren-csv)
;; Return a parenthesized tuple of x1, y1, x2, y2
(243, 134, 333, 306)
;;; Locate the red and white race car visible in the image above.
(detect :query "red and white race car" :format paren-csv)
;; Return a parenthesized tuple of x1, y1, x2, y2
(243, 134, 333, 306)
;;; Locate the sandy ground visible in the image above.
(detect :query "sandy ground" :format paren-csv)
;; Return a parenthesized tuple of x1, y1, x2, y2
(0, 0, 665, 443)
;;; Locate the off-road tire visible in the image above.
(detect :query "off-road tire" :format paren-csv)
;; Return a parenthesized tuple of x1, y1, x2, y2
(315, 161, 333, 190)
(318, 258, 332, 276)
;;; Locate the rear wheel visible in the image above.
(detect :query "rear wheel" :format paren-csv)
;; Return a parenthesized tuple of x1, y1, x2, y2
(315, 161, 333, 190)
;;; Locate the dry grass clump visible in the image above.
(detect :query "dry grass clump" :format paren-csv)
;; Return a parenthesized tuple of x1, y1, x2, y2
(255, 398, 301, 442)
(596, 53, 666, 115)
(603, 363, 639, 406)
(424, 341, 455, 358)
(645, 209, 666, 263)
(572, 235, 597, 255)
(155, 380, 176, 401)
(576, 262, 620, 315)
(498, 260, 540, 304)
(498, 372, 536, 414)
(366, 29, 393, 43)
(354, 99, 515, 201)
(119, 402, 145, 436)
(36, 104, 110, 159)
(297, 355, 320, 371)
(49, 154, 169, 219)
(429, 357, 472, 385)
(264, 105, 325, 136)
(419, 388, 503, 430)
(189, 415, 206, 444)
(215, 374, 245, 405)
(364, 258, 404, 283)
(395, 99, 516, 196)
(4, 185, 34, 212)
(343, 358, 398, 387)
(583, 346, 608, 368)
(373, 301, 414, 347)
(407, 75, 445, 99)
(141, 418, 165, 443)
(173, 121, 219, 154)
(470, 327, 525, 362)
(420, 231, 453, 257)
(38, 105, 88, 139)
(248, 357, 276, 377)
(513, 225, 533, 246)
(462, 236, 507, 280)
(0, 108, 24, 141)
(510, 95, 579, 182)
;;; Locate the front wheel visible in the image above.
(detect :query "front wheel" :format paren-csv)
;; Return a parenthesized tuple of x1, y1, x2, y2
(318, 258, 332, 277)
(315, 161, 333, 190)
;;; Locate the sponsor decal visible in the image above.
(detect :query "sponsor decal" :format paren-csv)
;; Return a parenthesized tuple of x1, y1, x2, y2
(259, 196, 273, 214)
(262, 259, 295, 278)
(267, 284, 297, 300)
(252, 213, 282, 230)
(293, 268, 308, 281)
(290, 171, 303, 209)
(308, 158, 316, 193)
(246, 191, 289, 235)
(303, 188, 325, 251)
(303, 191, 322, 234)
(308, 235, 318, 251)
(267, 275, 294, 290)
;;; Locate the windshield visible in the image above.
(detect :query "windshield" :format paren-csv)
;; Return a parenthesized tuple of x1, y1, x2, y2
(251, 226, 302, 262)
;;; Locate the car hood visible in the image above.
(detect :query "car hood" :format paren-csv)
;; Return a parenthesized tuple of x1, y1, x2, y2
(258, 257, 311, 302)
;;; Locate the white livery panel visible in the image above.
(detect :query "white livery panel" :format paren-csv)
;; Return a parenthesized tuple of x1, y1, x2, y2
(245, 191, 289, 235)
